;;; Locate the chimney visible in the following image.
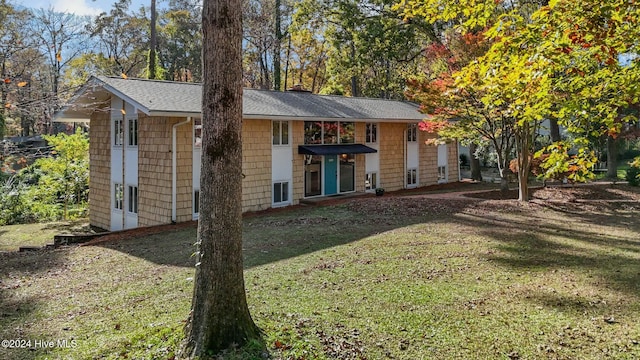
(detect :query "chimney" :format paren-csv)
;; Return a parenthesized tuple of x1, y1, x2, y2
(287, 83, 311, 93)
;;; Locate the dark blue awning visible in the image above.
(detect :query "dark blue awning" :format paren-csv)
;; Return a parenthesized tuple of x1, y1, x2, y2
(298, 144, 377, 155)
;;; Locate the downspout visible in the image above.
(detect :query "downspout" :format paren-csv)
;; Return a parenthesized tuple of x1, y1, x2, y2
(172, 117, 192, 223)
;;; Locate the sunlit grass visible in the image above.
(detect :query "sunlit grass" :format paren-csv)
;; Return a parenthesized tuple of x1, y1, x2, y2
(1, 187, 640, 359)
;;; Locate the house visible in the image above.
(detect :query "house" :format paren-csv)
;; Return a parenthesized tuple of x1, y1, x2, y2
(56, 76, 459, 231)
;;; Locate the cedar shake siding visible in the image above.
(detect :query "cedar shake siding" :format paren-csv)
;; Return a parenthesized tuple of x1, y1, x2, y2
(291, 121, 305, 205)
(354, 122, 366, 192)
(137, 116, 174, 227)
(241, 119, 272, 212)
(419, 131, 439, 186)
(379, 123, 406, 191)
(88, 111, 111, 231)
(175, 119, 193, 223)
(447, 142, 460, 181)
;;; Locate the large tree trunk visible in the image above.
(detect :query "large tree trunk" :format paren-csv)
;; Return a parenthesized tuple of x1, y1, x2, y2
(606, 135, 618, 179)
(469, 143, 482, 181)
(181, 0, 261, 357)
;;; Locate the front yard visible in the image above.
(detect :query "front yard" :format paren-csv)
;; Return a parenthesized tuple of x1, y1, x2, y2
(1, 183, 639, 359)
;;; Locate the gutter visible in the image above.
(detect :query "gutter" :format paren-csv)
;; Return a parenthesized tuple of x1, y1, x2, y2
(172, 117, 192, 223)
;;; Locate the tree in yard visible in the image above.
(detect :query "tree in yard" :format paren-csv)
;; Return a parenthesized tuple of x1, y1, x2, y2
(148, 0, 158, 79)
(181, 0, 261, 357)
(399, 0, 640, 200)
(0, 0, 33, 137)
(405, 31, 493, 184)
(159, 0, 202, 81)
(88, 0, 150, 77)
(293, 0, 434, 98)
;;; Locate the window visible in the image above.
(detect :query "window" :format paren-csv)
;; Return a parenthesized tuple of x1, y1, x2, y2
(304, 122, 322, 144)
(114, 119, 123, 146)
(365, 172, 377, 190)
(340, 122, 355, 144)
(194, 190, 200, 214)
(366, 123, 377, 143)
(324, 121, 338, 144)
(438, 166, 447, 182)
(407, 124, 417, 142)
(128, 185, 138, 213)
(128, 118, 138, 146)
(114, 183, 123, 210)
(194, 119, 202, 147)
(273, 182, 289, 204)
(272, 121, 289, 145)
(406, 168, 417, 187)
(304, 121, 357, 144)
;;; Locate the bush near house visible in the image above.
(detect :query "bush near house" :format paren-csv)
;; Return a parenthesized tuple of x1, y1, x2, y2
(0, 130, 88, 225)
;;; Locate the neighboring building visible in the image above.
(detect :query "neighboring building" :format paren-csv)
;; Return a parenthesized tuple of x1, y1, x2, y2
(56, 76, 459, 231)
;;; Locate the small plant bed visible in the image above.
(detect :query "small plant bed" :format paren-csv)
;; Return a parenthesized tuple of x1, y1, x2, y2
(1, 186, 639, 359)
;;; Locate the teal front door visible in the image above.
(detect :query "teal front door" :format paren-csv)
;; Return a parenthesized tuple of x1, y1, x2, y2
(324, 155, 338, 195)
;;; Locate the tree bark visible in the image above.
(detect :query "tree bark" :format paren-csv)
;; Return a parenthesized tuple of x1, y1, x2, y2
(516, 126, 531, 202)
(549, 117, 561, 142)
(606, 135, 619, 179)
(149, 0, 157, 79)
(181, 0, 261, 357)
(273, 0, 282, 90)
(469, 143, 482, 181)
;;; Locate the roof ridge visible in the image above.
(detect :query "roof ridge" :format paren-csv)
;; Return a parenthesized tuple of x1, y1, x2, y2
(97, 76, 413, 103)
(99, 75, 202, 86)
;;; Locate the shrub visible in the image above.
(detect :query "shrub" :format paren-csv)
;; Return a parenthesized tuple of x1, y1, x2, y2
(626, 164, 640, 186)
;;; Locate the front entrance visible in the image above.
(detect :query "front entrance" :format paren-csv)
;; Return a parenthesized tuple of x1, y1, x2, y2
(324, 155, 338, 195)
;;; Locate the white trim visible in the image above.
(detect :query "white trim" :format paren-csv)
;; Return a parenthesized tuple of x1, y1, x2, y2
(172, 117, 192, 223)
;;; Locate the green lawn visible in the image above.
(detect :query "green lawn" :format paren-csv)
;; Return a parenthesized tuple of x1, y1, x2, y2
(0, 219, 90, 251)
(1, 185, 640, 359)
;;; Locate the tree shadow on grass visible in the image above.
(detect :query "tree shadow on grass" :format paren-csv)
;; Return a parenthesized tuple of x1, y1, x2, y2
(455, 212, 640, 300)
(0, 249, 66, 358)
(91, 197, 482, 270)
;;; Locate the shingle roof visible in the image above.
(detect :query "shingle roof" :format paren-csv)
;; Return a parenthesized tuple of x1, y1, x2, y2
(59, 76, 426, 122)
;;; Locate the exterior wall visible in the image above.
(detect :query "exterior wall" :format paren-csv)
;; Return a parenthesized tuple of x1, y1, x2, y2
(241, 119, 272, 212)
(175, 120, 193, 222)
(137, 116, 174, 227)
(419, 131, 439, 186)
(89, 111, 111, 231)
(378, 122, 406, 191)
(291, 121, 305, 204)
(447, 140, 460, 181)
(354, 122, 366, 192)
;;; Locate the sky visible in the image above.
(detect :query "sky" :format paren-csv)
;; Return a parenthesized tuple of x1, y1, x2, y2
(15, 0, 149, 16)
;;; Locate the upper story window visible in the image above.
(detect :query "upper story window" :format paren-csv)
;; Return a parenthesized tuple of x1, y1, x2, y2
(304, 121, 356, 145)
(365, 123, 377, 143)
(114, 119, 123, 146)
(128, 118, 138, 147)
(340, 122, 355, 144)
(407, 123, 417, 142)
(272, 120, 289, 145)
(194, 118, 202, 147)
(304, 122, 322, 144)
